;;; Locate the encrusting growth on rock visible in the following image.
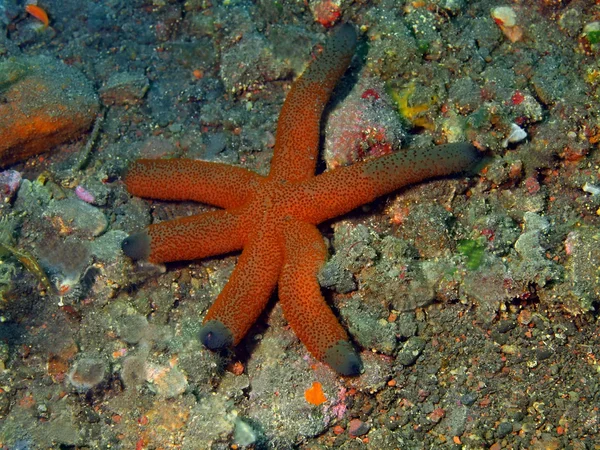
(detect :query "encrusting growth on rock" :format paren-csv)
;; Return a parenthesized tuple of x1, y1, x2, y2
(122, 24, 483, 375)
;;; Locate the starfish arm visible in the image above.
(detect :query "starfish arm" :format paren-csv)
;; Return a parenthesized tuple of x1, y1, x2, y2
(278, 220, 361, 375)
(268, 23, 357, 183)
(199, 233, 282, 349)
(293, 143, 483, 224)
(125, 159, 262, 209)
(122, 209, 245, 263)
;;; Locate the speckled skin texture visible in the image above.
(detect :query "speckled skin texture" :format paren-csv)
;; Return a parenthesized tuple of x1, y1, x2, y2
(123, 24, 482, 375)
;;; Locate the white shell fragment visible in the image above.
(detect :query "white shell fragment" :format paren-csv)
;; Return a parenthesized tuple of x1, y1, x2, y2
(502, 123, 528, 147)
(491, 6, 523, 42)
(491, 6, 517, 27)
(582, 182, 600, 196)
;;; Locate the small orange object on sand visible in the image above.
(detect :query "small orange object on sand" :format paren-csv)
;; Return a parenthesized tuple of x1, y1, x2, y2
(304, 382, 327, 406)
(25, 4, 49, 28)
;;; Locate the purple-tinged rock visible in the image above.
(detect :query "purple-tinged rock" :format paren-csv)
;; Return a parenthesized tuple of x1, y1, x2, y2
(0, 170, 21, 200)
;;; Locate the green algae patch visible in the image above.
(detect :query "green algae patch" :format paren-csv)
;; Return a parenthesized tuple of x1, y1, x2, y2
(457, 238, 486, 271)
(587, 30, 600, 44)
(583, 22, 600, 46)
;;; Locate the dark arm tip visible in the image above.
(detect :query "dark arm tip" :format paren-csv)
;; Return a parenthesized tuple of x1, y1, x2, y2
(324, 340, 362, 376)
(334, 23, 358, 52)
(121, 230, 151, 261)
(199, 320, 234, 350)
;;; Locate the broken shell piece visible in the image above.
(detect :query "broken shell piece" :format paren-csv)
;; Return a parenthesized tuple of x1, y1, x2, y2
(491, 6, 523, 43)
(491, 6, 516, 27)
(582, 182, 600, 196)
(502, 123, 528, 148)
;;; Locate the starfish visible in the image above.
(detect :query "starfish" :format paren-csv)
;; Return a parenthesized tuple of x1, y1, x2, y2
(122, 24, 483, 375)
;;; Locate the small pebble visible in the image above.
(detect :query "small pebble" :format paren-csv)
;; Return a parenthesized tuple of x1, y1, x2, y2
(461, 392, 478, 406)
(536, 348, 553, 361)
(428, 408, 445, 423)
(396, 336, 426, 366)
(68, 357, 107, 391)
(496, 320, 516, 334)
(99, 71, 149, 106)
(44, 198, 108, 237)
(496, 421, 513, 438)
(333, 425, 345, 435)
(396, 313, 418, 339)
(145, 362, 188, 399)
(501, 344, 518, 355)
(348, 418, 370, 437)
(517, 309, 532, 325)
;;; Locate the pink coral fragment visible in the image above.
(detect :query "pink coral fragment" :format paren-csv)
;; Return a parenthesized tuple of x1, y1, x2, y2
(75, 185, 95, 204)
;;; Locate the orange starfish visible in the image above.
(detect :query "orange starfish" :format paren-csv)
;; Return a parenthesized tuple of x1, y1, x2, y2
(122, 24, 483, 375)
